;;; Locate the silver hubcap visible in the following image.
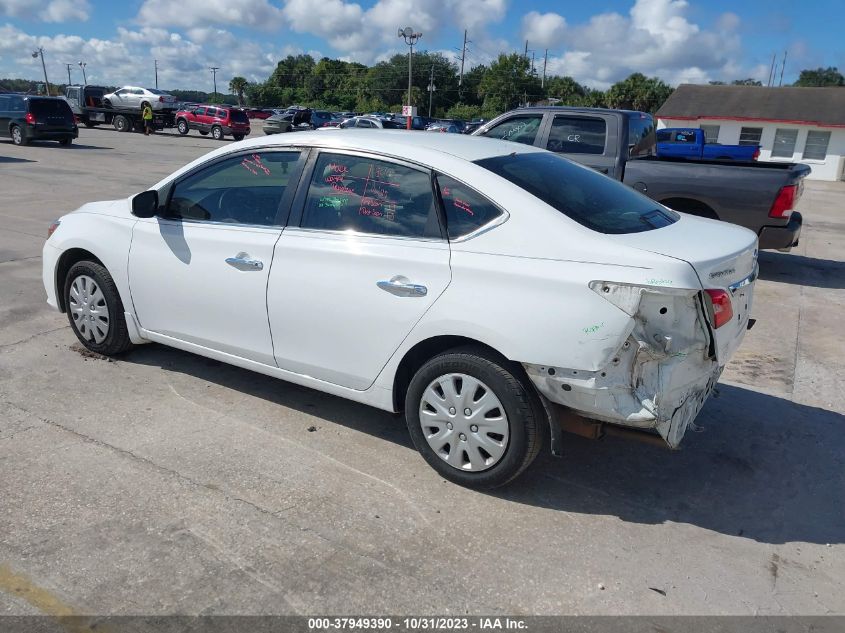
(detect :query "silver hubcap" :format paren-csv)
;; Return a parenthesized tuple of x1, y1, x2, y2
(179, 121, 186, 132)
(419, 373, 509, 472)
(69, 275, 109, 344)
(12, 127, 21, 143)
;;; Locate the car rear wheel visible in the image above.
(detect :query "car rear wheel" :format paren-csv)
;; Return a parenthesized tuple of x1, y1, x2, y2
(405, 347, 543, 489)
(59, 137, 73, 146)
(211, 126, 224, 140)
(177, 119, 189, 135)
(10, 125, 27, 146)
(64, 261, 132, 356)
(233, 134, 244, 141)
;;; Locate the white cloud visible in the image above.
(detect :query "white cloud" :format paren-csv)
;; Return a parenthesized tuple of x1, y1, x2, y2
(520, 11, 566, 49)
(1, 0, 89, 21)
(136, 0, 285, 30)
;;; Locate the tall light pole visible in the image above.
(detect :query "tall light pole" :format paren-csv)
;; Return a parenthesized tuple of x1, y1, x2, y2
(78, 61, 87, 84)
(427, 65, 436, 117)
(31, 48, 51, 96)
(398, 26, 422, 130)
(154, 59, 159, 90)
(209, 66, 220, 98)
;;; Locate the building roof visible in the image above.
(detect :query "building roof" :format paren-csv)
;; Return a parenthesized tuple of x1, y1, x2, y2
(656, 84, 845, 128)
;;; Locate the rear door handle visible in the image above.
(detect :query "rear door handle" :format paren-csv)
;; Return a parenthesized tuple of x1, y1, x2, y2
(225, 252, 264, 271)
(377, 275, 427, 297)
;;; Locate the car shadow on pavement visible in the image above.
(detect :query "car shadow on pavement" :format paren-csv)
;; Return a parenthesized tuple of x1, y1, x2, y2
(0, 156, 36, 163)
(125, 344, 844, 546)
(505, 383, 845, 546)
(758, 251, 845, 290)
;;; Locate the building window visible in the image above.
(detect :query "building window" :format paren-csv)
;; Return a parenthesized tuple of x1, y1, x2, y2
(738, 127, 763, 146)
(771, 128, 799, 158)
(803, 130, 831, 161)
(700, 124, 720, 144)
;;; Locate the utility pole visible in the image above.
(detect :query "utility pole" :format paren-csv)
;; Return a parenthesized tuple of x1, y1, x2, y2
(767, 53, 776, 87)
(427, 65, 436, 117)
(209, 66, 220, 97)
(398, 27, 422, 129)
(154, 59, 159, 90)
(458, 29, 467, 88)
(31, 48, 51, 95)
(779, 50, 787, 87)
(524, 40, 528, 61)
(65, 63, 73, 85)
(542, 49, 548, 89)
(531, 51, 536, 76)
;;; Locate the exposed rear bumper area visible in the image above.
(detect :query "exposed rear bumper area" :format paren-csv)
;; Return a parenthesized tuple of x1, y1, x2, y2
(758, 211, 802, 251)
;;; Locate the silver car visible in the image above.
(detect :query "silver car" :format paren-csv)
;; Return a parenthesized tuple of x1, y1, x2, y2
(103, 86, 177, 111)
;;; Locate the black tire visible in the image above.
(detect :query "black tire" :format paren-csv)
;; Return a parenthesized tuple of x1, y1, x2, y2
(199, 130, 209, 136)
(113, 115, 129, 132)
(11, 125, 27, 146)
(176, 119, 189, 135)
(405, 346, 543, 489)
(211, 125, 223, 140)
(84, 121, 97, 128)
(59, 137, 73, 146)
(64, 261, 132, 356)
(233, 134, 244, 141)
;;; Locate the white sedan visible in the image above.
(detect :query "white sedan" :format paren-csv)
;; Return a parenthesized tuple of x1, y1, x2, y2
(103, 86, 178, 111)
(42, 131, 759, 488)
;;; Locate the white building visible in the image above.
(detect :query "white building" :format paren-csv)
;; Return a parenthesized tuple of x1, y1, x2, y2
(656, 84, 845, 181)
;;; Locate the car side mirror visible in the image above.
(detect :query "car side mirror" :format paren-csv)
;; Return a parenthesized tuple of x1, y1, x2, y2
(131, 190, 159, 218)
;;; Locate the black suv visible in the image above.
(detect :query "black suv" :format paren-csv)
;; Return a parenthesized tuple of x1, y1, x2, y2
(0, 94, 78, 146)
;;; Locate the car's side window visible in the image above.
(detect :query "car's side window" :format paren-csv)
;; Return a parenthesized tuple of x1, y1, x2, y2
(300, 152, 440, 238)
(166, 151, 301, 226)
(192, 107, 205, 116)
(10, 97, 24, 112)
(436, 175, 504, 239)
(0, 96, 8, 110)
(547, 116, 607, 154)
(482, 115, 543, 145)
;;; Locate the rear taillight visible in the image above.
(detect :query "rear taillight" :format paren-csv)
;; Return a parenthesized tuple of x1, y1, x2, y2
(47, 220, 61, 238)
(752, 147, 760, 161)
(769, 185, 797, 219)
(159, 96, 164, 102)
(705, 289, 733, 329)
(25, 112, 36, 124)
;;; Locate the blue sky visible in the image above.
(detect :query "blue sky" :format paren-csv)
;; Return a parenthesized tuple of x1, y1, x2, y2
(1, 0, 842, 91)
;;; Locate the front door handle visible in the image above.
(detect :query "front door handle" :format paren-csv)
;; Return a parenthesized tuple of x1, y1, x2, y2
(225, 252, 264, 271)
(377, 275, 428, 297)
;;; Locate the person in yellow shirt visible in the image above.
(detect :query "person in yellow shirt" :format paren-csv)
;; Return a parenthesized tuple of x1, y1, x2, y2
(142, 103, 153, 135)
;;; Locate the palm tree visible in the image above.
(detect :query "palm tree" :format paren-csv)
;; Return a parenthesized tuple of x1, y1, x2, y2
(228, 76, 248, 106)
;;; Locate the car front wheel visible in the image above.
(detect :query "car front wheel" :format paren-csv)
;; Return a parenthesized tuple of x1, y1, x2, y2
(64, 261, 132, 356)
(177, 119, 189, 135)
(405, 347, 543, 488)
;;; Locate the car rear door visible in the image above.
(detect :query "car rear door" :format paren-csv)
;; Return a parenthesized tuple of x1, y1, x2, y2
(543, 112, 621, 177)
(0, 96, 10, 137)
(267, 150, 451, 390)
(128, 149, 306, 365)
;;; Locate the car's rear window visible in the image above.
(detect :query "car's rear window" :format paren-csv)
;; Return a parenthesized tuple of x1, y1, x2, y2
(230, 109, 249, 123)
(475, 152, 678, 234)
(29, 98, 73, 118)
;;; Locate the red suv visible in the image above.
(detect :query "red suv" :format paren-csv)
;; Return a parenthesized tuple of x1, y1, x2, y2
(175, 105, 250, 141)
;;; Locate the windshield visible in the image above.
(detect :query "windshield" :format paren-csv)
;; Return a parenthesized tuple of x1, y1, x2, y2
(475, 152, 678, 234)
(146, 89, 165, 95)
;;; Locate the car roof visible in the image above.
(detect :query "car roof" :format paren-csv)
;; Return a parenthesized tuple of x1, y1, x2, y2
(228, 129, 546, 164)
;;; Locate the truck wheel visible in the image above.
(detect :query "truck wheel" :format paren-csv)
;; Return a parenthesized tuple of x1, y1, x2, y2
(11, 125, 27, 146)
(233, 134, 244, 141)
(113, 115, 130, 133)
(404, 346, 543, 489)
(177, 119, 189, 135)
(211, 126, 224, 141)
(59, 137, 73, 146)
(64, 261, 132, 356)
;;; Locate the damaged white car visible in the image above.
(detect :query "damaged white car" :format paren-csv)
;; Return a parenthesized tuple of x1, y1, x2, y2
(42, 131, 760, 488)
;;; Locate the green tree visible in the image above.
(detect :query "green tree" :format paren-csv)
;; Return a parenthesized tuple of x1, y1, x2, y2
(793, 67, 845, 87)
(543, 75, 587, 105)
(445, 103, 484, 121)
(478, 53, 542, 114)
(605, 73, 673, 113)
(228, 76, 248, 105)
(731, 78, 762, 86)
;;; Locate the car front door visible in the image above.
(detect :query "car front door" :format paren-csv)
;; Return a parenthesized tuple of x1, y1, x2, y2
(128, 149, 306, 365)
(267, 150, 451, 390)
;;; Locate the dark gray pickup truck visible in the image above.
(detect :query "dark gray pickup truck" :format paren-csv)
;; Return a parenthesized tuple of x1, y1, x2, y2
(472, 107, 811, 250)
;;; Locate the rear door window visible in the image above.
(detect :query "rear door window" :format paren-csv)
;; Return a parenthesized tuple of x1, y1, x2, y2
(482, 115, 543, 146)
(546, 116, 606, 154)
(475, 152, 678, 234)
(436, 175, 503, 239)
(28, 99, 72, 117)
(300, 152, 439, 238)
(230, 109, 249, 124)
